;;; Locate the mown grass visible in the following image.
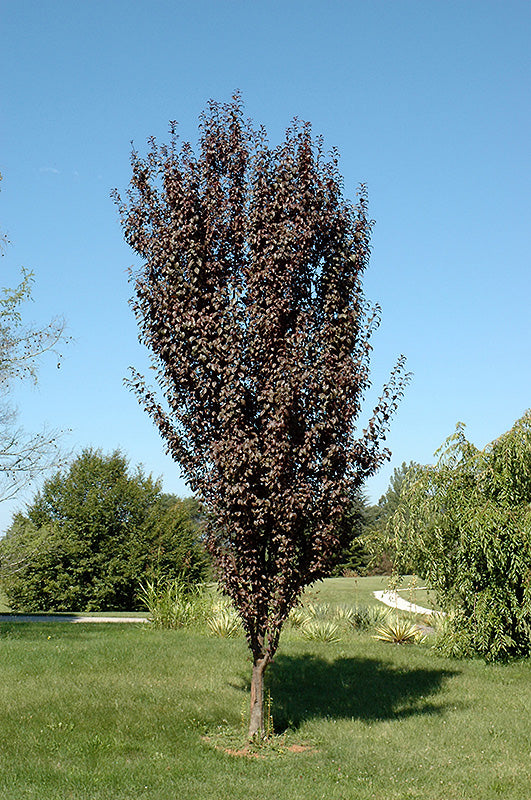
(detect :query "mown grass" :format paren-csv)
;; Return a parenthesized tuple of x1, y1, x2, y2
(303, 575, 390, 607)
(304, 574, 442, 614)
(0, 578, 530, 800)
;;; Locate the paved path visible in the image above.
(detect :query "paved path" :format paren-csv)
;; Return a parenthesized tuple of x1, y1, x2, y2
(373, 590, 441, 617)
(0, 591, 440, 624)
(0, 614, 150, 623)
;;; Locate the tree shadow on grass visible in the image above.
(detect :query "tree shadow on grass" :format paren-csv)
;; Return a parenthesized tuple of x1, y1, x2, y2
(262, 654, 458, 731)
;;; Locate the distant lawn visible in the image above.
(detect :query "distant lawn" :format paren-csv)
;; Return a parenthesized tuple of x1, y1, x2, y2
(304, 575, 441, 613)
(396, 584, 442, 613)
(304, 575, 391, 607)
(0, 576, 419, 617)
(0, 587, 530, 799)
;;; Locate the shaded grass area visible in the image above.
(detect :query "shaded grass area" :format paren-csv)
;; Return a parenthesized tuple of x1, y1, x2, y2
(0, 620, 530, 799)
(267, 650, 455, 729)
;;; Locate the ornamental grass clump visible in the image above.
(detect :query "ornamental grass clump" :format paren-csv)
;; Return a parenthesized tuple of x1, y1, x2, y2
(138, 578, 207, 629)
(206, 601, 242, 638)
(374, 615, 425, 645)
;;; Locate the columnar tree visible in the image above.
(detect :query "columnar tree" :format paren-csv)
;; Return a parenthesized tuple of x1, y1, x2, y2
(114, 96, 407, 737)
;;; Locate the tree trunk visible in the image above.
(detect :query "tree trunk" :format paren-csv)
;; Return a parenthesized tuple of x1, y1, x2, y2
(248, 655, 269, 739)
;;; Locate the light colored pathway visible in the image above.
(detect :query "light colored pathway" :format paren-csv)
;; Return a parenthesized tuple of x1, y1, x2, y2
(0, 614, 150, 623)
(373, 590, 441, 617)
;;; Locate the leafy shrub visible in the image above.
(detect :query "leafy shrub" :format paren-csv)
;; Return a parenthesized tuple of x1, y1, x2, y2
(0, 450, 209, 611)
(386, 412, 531, 660)
(430, 611, 474, 658)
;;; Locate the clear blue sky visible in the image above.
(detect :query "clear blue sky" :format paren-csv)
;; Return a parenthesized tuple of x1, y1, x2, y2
(1, 0, 530, 533)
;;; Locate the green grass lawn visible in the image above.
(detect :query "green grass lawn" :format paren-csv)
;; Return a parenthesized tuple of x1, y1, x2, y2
(0, 577, 530, 799)
(304, 575, 442, 614)
(303, 575, 391, 607)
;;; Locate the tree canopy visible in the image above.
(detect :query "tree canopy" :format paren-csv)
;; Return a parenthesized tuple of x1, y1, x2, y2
(387, 411, 531, 660)
(0, 268, 67, 502)
(115, 95, 407, 735)
(0, 449, 208, 611)
(0, 174, 68, 500)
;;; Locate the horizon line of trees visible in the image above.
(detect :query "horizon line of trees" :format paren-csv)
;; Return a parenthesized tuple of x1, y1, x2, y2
(1, 400, 531, 663)
(0, 444, 402, 612)
(0, 448, 210, 612)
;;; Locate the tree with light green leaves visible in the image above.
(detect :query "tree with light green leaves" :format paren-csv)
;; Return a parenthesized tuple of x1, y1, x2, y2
(387, 411, 531, 660)
(0, 172, 68, 501)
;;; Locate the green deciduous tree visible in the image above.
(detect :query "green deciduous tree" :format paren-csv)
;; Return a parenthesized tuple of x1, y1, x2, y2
(0, 269, 67, 502)
(377, 461, 418, 521)
(143, 494, 210, 585)
(363, 460, 418, 573)
(114, 95, 407, 736)
(387, 412, 531, 660)
(0, 172, 67, 501)
(0, 449, 208, 611)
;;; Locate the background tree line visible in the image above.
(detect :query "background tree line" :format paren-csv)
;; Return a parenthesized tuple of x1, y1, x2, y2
(333, 461, 416, 576)
(0, 446, 399, 613)
(0, 448, 209, 611)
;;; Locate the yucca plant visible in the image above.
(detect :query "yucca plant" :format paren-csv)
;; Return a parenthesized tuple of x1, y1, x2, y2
(374, 615, 425, 644)
(288, 606, 308, 628)
(304, 603, 330, 619)
(348, 603, 390, 630)
(206, 602, 242, 638)
(300, 619, 342, 643)
(332, 604, 357, 626)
